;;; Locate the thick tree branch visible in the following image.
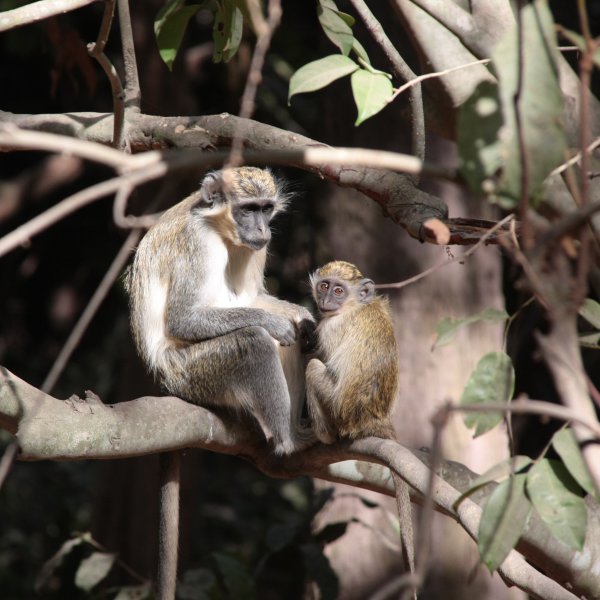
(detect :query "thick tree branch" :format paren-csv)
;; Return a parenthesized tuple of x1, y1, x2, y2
(1, 366, 598, 599)
(0, 113, 450, 244)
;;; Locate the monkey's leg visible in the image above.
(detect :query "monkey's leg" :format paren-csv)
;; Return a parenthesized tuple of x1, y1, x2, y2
(278, 342, 308, 424)
(166, 327, 300, 454)
(157, 451, 181, 600)
(305, 359, 337, 444)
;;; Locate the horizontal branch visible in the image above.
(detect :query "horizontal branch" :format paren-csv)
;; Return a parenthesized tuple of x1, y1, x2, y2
(0, 111, 450, 242)
(1, 366, 598, 598)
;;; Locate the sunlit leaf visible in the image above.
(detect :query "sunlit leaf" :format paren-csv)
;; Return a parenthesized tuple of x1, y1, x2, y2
(579, 298, 600, 329)
(457, 81, 503, 199)
(527, 459, 587, 550)
(35, 534, 86, 592)
(75, 552, 116, 592)
(491, 0, 566, 206)
(433, 307, 508, 349)
(351, 69, 393, 125)
(478, 474, 531, 572)
(552, 428, 600, 502)
(351, 37, 371, 65)
(472, 456, 533, 488)
(112, 583, 153, 600)
(460, 351, 514, 437)
(317, 4, 354, 55)
(154, 0, 204, 70)
(289, 55, 358, 101)
(213, 0, 243, 63)
(458, 0, 567, 207)
(579, 332, 600, 348)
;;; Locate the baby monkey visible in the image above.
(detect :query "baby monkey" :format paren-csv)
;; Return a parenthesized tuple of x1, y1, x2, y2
(306, 261, 416, 597)
(306, 260, 398, 442)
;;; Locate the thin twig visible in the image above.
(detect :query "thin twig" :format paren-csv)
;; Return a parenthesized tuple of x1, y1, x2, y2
(0, 441, 19, 490)
(377, 214, 515, 290)
(87, 0, 124, 148)
(390, 58, 491, 102)
(440, 398, 600, 439)
(117, 0, 141, 113)
(350, 0, 425, 165)
(41, 229, 142, 393)
(228, 0, 282, 167)
(572, 2, 596, 306)
(550, 136, 600, 177)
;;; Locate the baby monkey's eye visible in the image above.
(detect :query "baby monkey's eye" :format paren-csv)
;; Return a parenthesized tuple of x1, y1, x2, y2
(318, 282, 329, 292)
(333, 286, 344, 296)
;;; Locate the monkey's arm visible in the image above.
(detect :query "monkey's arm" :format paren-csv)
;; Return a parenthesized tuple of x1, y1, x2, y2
(165, 304, 299, 345)
(254, 294, 317, 351)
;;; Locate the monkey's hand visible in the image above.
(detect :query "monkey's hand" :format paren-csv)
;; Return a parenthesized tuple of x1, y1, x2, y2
(264, 314, 298, 346)
(298, 317, 317, 353)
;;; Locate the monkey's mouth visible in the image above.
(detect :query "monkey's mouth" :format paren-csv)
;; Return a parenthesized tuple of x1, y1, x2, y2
(242, 239, 268, 251)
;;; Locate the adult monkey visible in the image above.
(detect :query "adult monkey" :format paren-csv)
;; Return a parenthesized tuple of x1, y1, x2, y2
(306, 261, 416, 599)
(126, 167, 315, 600)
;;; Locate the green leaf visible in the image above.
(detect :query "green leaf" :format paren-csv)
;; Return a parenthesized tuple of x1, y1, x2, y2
(213, 0, 244, 63)
(213, 553, 256, 599)
(458, 0, 567, 206)
(552, 428, 600, 501)
(472, 455, 533, 488)
(460, 351, 515, 437)
(74, 552, 116, 592)
(433, 307, 509, 349)
(351, 37, 371, 66)
(300, 543, 339, 600)
(527, 459, 587, 550)
(289, 55, 359, 102)
(492, 0, 566, 206)
(579, 332, 600, 348)
(317, 4, 354, 56)
(457, 81, 504, 199)
(478, 474, 531, 572)
(454, 456, 532, 510)
(579, 298, 600, 329)
(154, 1, 203, 70)
(351, 69, 393, 125)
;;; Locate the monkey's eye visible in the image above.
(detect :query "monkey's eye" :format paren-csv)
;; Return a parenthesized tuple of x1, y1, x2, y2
(333, 286, 344, 296)
(318, 282, 329, 292)
(262, 205, 274, 215)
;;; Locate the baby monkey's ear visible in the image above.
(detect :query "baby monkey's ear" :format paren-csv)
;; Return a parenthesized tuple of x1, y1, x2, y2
(358, 278, 375, 303)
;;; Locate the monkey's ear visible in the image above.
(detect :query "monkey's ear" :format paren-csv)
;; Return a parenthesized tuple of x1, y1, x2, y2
(196, 171, 225, 208)
(359, 279, 375, 303)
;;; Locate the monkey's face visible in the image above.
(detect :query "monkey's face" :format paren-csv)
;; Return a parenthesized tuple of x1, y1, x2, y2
(312, 271, 376, 318)
(313, 278, 349, 316)
(232, 197, 276, 250)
